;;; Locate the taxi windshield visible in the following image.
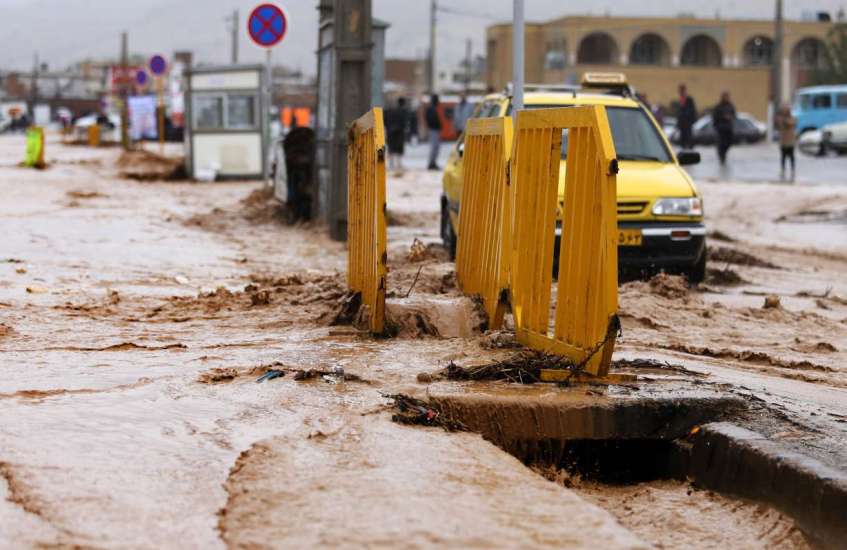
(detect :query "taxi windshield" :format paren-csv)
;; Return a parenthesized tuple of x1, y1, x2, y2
(516, 104, 672, 163)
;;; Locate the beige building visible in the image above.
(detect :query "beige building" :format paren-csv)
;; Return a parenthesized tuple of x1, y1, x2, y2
(486, 16, 834, 119)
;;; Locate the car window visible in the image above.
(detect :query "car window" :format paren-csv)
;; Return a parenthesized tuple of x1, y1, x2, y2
(476, 101, 501, 118)
(519, 105, 672, 163)
(735, 119, 755, 131)
(837, 94, 847, 108)
(812, 94, 832, 109)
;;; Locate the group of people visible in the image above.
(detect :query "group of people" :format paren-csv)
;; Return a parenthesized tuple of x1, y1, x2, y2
(675, 84, 797, 179)
(383, 92, 475, 174)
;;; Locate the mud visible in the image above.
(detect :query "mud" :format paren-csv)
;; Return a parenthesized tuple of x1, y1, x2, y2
(1, 137, 846, 547)
(575, 481, 812, 550)
(116, 149, 186, 181)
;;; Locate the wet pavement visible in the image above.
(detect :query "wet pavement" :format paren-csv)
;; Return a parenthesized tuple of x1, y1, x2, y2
(0, 134, 845, 548)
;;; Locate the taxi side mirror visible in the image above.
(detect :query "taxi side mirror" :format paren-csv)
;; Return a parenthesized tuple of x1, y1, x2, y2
(457, 142, 465, 157)
(677, 150, 700, 166)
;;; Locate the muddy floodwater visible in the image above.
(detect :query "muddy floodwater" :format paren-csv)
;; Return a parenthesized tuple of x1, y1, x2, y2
(0, 135, 845, 548)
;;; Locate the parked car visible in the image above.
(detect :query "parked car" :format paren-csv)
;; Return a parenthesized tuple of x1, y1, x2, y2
(661, 115, 677, 139)
(821, 119, 847, 154)
(798, 129, 824, 156)
(442, 73, 707, 282)
(670, 113, 766, 145)
(792, 85, 847, 134)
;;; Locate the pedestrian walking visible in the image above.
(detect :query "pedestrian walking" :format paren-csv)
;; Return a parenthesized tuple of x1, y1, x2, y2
(713, 91, 737, 165)
(384, 97, 409, 174)
(425, 94, 442, 171)
(677, 84, 697, 150)
(775, 103, 797, 180)
(453, 92, 474, 136)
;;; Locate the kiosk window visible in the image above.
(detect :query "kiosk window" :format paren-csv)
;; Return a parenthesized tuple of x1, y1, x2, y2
(227, 95, 257, 128)
(195, 95, 224, 129)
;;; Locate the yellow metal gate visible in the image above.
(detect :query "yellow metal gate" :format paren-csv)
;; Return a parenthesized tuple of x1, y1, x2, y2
(455, 116, 514, 329)
(347, 108, 387, 334)
(510, 106, 619, 376)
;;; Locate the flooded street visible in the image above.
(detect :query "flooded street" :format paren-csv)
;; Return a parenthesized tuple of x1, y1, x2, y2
(1, 136, 845, 548)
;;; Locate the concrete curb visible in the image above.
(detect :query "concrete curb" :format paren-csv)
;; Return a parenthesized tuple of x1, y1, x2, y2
(685, 423, 847, 549)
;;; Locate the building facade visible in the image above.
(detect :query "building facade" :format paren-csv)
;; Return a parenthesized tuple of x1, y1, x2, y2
(486, 16, 834, 119)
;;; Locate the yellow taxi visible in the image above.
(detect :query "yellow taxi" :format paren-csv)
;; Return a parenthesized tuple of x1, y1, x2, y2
(440, 74, 707, 282)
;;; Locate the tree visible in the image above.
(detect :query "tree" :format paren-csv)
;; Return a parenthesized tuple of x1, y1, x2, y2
(813, 23, 847, 84)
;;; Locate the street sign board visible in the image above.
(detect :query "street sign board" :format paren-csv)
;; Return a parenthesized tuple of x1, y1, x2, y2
(136, 70, 148, 86)
(149, 55, 167, 76)
(247, 4, 287, 47)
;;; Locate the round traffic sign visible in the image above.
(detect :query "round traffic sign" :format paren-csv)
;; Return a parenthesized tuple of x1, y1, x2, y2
(248, 4, 287, 48)
(149, 55, 167, 76)
(136, 70, 148, 86)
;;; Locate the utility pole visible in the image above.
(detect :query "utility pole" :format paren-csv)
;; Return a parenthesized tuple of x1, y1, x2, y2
(120, 32, 129, 151)
(29, 52, 39, 116)
(512, 0, 525, 115)
(771, 0, 784, 141)
(464, 38, 472, 93)
(429, 0, 437, 92)
(227, 9, 239, 64)
(774, 0, 784, 106)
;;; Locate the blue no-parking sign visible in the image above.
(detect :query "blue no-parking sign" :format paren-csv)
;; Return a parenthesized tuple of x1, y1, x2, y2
(248, 4, 287, 47)
(149, 55, 167, 76)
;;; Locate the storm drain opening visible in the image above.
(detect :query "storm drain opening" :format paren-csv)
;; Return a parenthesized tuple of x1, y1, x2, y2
(407, 390, 838, 549)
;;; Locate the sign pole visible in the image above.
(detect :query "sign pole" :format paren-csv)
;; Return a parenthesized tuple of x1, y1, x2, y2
(265, 47, 272, 186)
(157, 77, 165, 154)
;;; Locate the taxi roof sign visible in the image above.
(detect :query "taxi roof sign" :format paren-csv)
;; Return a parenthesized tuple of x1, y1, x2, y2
(581, 72, 628, 86)
(580, 72, 633, 97)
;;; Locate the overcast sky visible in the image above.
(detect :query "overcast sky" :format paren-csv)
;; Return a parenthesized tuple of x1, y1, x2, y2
(0, 0, 845, 75)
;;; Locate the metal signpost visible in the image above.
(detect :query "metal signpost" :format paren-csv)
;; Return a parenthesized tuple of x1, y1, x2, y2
(149, 54, 168, 153)
(247, 3, 287, 184)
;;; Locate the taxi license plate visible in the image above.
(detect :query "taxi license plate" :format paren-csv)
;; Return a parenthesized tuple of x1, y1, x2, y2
(618, 229, 643, 246)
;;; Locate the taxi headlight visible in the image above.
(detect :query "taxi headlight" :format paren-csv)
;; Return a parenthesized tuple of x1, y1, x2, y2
(652, 197, 702, 217)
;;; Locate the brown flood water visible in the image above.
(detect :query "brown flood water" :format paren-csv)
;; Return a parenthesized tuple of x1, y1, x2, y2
(0, 136, 845, 547)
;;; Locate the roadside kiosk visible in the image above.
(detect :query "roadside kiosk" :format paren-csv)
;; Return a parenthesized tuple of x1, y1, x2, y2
(184, 65, 268, 180)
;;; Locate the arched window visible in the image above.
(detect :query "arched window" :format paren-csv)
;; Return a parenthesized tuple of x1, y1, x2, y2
(792, 37, 828, 69)
(629, 33, 671, 65)
(544, 38, 567, 70)
(742, 36, 774, 66)
(680, 35, 723, 67)
(577, 32, 620, 65)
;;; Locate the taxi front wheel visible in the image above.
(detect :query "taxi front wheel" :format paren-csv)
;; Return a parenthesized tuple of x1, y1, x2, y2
(440, 200, 457, 260)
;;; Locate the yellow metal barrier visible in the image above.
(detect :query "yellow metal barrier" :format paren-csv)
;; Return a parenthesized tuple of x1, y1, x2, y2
(510, 106, 619, 377)
(455, 116, 513, 329)
(347, 108, 387, 334)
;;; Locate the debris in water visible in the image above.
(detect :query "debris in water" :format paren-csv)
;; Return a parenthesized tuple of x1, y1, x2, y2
(293, 367, 367, 383)
(198, 368, 239, 384)
(707, 230, 736, 243)
(326, 291, 362, 326)
(763, 295, 781, 309)
(706, 267, 746, 286)
(25, 286, 48, 294)
(255, 370, 285, 383)
(15, 267, 26, 274)
(175, 275, 190, 285)
(66, 190, 107, 199)
(249, 289, 271, 306)
(708, 246, 779, 269)
(408, 238, 428, 263)
(647, 273, 689, 299)
(611, 358, 707, 377)
(384, 393, 468, 432)
(4, 258, 24, 264)
(478, 330, 520, 349)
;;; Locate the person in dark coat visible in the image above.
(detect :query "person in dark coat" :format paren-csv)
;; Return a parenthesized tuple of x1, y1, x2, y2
(677, 84, 697, 150)
(712, 91, 737, 165)
(384, 97, 409, 173)
(425, 94, 442, 171)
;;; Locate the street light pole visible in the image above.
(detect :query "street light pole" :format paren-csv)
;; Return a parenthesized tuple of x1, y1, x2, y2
(512, 0, 525, 117)
(429, 0, 437, 92)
